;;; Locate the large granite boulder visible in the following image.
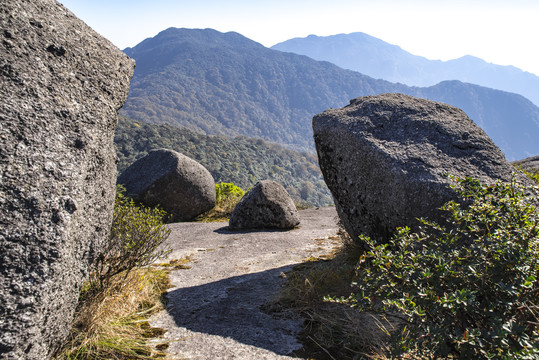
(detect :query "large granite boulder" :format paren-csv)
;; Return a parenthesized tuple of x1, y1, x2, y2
(229, 180, 300, 230)
(313, 93, 525, 247)
(118, 149, 216, 221)
(0, 1, 134, 358)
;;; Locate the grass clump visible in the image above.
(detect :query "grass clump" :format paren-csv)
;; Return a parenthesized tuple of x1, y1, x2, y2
(55, 268, 171, 360)
(54, 186, 173, 359)
(273, 230, 396, 359)
(197, 182, 245, 221)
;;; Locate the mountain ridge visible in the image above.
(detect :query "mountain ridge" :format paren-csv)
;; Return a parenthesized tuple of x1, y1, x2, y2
(120, 27, 539, 160)
(271, 32, 539, 107)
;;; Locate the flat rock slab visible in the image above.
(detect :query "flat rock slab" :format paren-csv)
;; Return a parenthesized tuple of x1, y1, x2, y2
(150, 207, 340, 359)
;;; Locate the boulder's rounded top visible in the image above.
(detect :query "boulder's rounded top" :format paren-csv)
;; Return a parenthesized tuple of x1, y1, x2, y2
(313, 93, 512, 182)
(229, 180, 300, 230)
(512, 155, 539, 173)
(315, 93, 476, 135)
(118, 149, 181, 195)
(118, 148, 216, 221)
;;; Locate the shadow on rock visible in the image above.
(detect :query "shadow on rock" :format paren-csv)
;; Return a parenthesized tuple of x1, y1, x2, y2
(213, 226, 299, 235)
(165, 265, 303, 355)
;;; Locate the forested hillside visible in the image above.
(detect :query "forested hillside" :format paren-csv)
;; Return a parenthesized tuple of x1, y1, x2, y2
(114, 117, 333, 207)
(121, 28, 539, 160)
(122, 28, 404, 151)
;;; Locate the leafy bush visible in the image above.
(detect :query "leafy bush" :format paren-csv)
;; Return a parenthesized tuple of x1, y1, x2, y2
(522, 168, 539, 185)
(216, 182, 245, 203)
(338, 176, 539, 359)
(92, 186, 171, 288)
(198, 182, 245, 221)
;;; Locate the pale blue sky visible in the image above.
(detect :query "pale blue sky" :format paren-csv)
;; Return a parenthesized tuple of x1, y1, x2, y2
(59, 0, 539, 76)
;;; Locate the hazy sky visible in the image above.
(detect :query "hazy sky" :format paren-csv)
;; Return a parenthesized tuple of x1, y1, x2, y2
(59, 0, 539, 76)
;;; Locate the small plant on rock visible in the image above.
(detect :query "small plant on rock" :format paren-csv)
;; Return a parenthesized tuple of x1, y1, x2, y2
(216, 182, 245, 203)
(55, 186, 172, 359)
(93, 185, 171, 288)
(335, 176, 539, 359)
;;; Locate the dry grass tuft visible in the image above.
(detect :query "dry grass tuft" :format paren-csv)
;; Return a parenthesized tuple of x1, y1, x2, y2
(54, 267, 172, 360)
(155, 255, 194, 270)
(274, 228, 402, 359)
(295, 201, 314, 210)
(196, 195, 243, 222)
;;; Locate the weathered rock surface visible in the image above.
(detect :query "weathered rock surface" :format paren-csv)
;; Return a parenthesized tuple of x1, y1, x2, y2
(229, 180, 300, 230)
(118, 149, 216, 221)
(0, 1, 134, 359)
(313, 93, 524, 246)
(513, 155, 539, 173)
(154, 207, 339, 359)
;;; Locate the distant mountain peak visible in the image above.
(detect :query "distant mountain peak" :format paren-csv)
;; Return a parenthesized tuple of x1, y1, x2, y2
(125, 27, 264, 55)
(271, 32, 539, 107)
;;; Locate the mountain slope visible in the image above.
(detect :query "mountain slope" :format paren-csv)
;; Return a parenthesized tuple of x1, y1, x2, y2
(121, 28, 539, 160)
(271, 32, 539, 107)
(115, 117, 333, 207)
(122, 28, 405, 151)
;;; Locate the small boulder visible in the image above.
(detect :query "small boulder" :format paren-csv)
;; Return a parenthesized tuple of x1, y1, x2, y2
(313, 93, 526, 247)
(229, 180, 300, 230)
(117, 149, 216, 221)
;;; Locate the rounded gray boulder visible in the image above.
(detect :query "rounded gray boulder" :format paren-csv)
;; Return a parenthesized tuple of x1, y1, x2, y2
(118, 149, 216, 221)
(313, 93, 527, 247)
(229, 180, 300, 230)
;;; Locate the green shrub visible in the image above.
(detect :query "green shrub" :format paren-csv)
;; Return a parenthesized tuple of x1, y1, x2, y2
(336, 176, 539, 359)
(522, 168, 539, 185)
(92, 186, 171, 288)
(216, 182, 245, 203)
(198, 182, 245, 221)
(55, 187, 172, 359)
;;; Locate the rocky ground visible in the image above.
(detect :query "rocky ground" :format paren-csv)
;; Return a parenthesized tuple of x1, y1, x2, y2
(149, 207, 341, 359)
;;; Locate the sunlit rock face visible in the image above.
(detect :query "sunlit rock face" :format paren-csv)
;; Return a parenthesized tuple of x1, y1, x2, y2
(0, 0, 134, 358)
(118, 148, 217, 221)
(229, 180, 300, 230)
(313, 93, 525, 248)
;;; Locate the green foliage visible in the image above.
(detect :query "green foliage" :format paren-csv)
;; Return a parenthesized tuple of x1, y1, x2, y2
(115, 117, 333, 207)
(338, 176, 539, 359)
(55, 189, 173, 359)
(523, 168, 539, 185)
(198, 182, 245, 222)
(216, 182, 245, 203)
(92, 186, 171, 288)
